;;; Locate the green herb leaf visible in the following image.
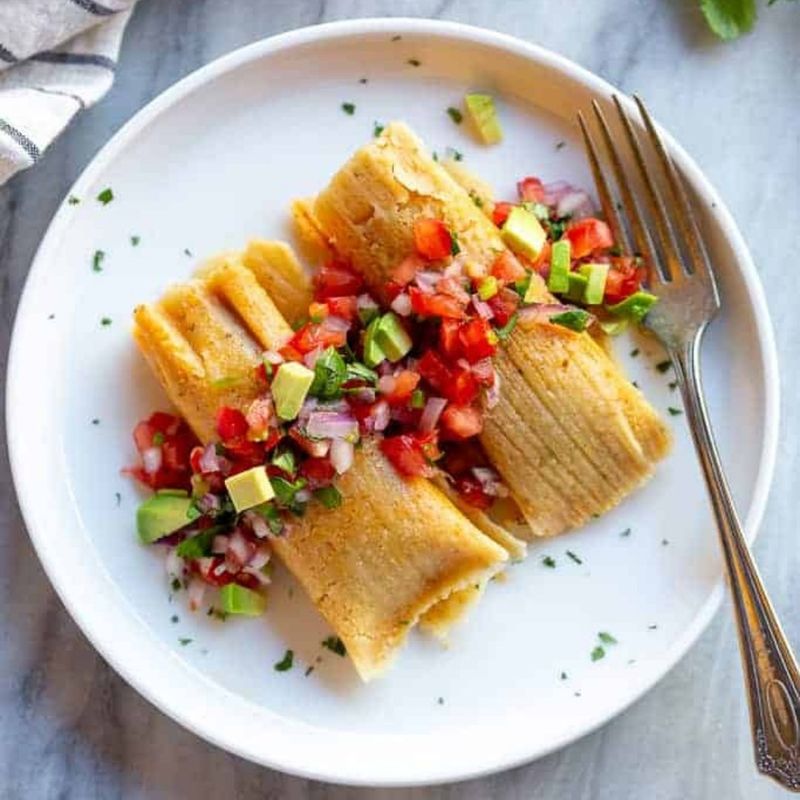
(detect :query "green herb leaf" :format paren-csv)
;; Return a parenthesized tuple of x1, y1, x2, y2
(341, 102, 356, 115)
(542, 555, 556, 568)
(130, 235, 140, 246)
(345, 361, 378, 385)
(178, 637, 193, 646)
(591, 645, 605, 662)
(407, 58, 421, 67)
(655, 359, 672, 373)
(620, 527, 632, 537)
(68, 195, 80, 205)
(410, 388, 425, 409)
(494, 312, 518, 341)
(699, 0, 757, 40)
(668, 406, 683, 416)
(92, 250, 105, 272)
(176, 528, 219, 559)
(598, 631, 618, 645)
(252, 501, 285, 535)
(560, 671, 568, 680)
(321, 635, 347, 656)
(100, 317, 112, 327)
(450, 231, 461, 256)
(274, 649, 294, 671)
(314, 485, 343, 509)
(550, 309, 591, 333)
(97, 187, 114, 205)
(447, 106, 463, 124)
(271, 448, 296, 475)
(373, 122, 385, 137)
(270, 476, 308, 507)
(171, 577, 182, 592)
(555, 141, 566, 150)
(309, 347, 347, 399)
(566, 550, 582, 565)
(630, 348, 640, 357)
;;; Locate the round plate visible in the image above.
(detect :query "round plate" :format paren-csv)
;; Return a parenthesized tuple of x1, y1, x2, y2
(7, 19, 779, 786)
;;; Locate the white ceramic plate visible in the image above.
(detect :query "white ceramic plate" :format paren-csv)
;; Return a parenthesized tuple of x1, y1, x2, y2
(7, 19, 778, 786)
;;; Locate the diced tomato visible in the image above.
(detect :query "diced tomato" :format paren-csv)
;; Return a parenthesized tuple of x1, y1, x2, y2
(278, 343, 304, 363)
(325, 295, 358, 322)
(418, 350, 453, 393)
(492, 202, 514, 228)
(490, 251, 526, 283)
(487, 287, 520, 327)
(288, 321, 347, 355)
(392, 254, 426, 286)
(458, 318, 497, 363)
(193, 556, 235, 588)
(225, 438, 267, 473)
(216, 406, 249, 441)
(517, 176, 545, 203)
(133, 412, 181, 452)
(408, 286, 466, 319)
(440, 404, 484, 439)
(381, 369, 421, 406)
(128, 415, 199, 491)
(413, 218, 453, 261)
(299, 456, 336, 487)
(314, 261, 364, 300)
(564, 217, 614, 259)
(438, 319, 463, 360)
(448, 367, 480, 405)
(454, 474, 493, 510)
(418, 350, 479, 405)
(604, 257, 645, 305)
(380, 432, 438, 478)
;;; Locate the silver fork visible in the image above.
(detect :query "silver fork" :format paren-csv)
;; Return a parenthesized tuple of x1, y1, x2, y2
(578, 95, 800, 791)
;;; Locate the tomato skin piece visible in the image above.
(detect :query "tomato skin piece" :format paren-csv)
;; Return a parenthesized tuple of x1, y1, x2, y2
(438, 319, 463, 360)
(192, 556, 236, 588)
(517, 176, 545, 203)
(458, 318, 497, 363)
(314, 262, 364, 300)
(382, 369, 421, 406)
(413, 218, 453, 261)
(392, 254, 426, 286)
(455, 474, 493, 510)
(418, 350, 452, 392)
(288, 321, 347, 355)
(564, 218, 614, 259)
(325, 295, 358, 322)
(418, 350, 479, 405)
(216, 406, 249, 441)
(490, 251, 527, 283)
(492, 202, 514, 228)
(440, 404, 483, 439)
(380, 433, 436, 478)
(408, 286, 466, 319)
(487, 287, 520, 327)
(299, 456, 336, 487)
(604, 258, 645, 304)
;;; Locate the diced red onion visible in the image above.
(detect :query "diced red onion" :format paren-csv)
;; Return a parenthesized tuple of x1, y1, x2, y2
(414, 270, 441, 294)
(472, 466, 510, 497)
(371, 400, 391, 432)
(485, 371, 501, 409)
(198, 493, 221, 514)
(199, 443, 222, 474)
(213, 561, 227, 577)
(471, 358, 495, 384)
(263, 349, 284, 365)
(437, 276, 470, 304)
(303, 347, 324, 369)
(246, 396, 275, 433)
(212, 534, 229, 554)
(557, 190, 594, 220)
(321, 315, 351, 334)
(377, 375, 396, 395)
(518, 303, 577, 330)
(243, 510, 269, 539)
(419, 397, 448, 433)
(390, 292, 412, 316)
(377, 360, 393, 377)
(443, 261, 464, 279)
(351, 387, 376, 404)
(306, 411, 358, 441)
(295, 488, 312, 504)
(357, 293, 379, 316)
(293, 432, 330, 458)
(226, 529, 251, 572)
(471, 295, 494, 319)
(330, 438, 355, 474)
(187, 577, 205, 611)
(542, 180, 573, 206)
(242, 566, 271, 586)
(165, 548, 183, 579)
(142, 446, 162, 475)
(249, 545, 271, 571)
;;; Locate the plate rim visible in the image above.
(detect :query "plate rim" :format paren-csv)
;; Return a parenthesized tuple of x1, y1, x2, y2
(6, 17, 780, 786)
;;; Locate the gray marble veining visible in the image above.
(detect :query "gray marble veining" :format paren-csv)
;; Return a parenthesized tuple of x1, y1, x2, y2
(1, 1, 798, 798)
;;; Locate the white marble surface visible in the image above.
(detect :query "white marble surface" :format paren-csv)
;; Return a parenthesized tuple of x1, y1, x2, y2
(1, 1, 799, 797)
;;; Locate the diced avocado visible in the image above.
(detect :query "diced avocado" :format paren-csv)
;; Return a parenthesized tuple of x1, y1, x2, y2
(219, 584, 267, 617)
(464, 93, 503, 145)
(155, 488, 189, 498)
(579, 263, 610, 305)
(564, 272, 589, 303)
(549, 309, 592, 333)
(272, 361, 314, 420)
(502, 206, 547, 260)
(478, 275, 498, 300)
(374, 312, 412, 362)
(363, 316, 386, 368)
(546, 240, 571, 295)
(137, 494, 195, 544)
(225, 466, 275, 513)
(606, 290, 659, 322)
(599, 317, 629, 336)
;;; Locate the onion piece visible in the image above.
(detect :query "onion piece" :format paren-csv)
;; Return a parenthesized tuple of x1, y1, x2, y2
(484, 370, 501, 409)
(243, 510, 269, 539)
(211, 535, 229, 554)
(198, 493, 221, 514)
(249, 545, 271, 571)
(419, 397, 447, 433)
(165, 548, 183, 579)
(414, 270, 441, 294)
(241, 566, 271, 586)
(371, 400, 391, 432)
(471, 358, 495, 384)
(303, 347, 324, 369)
(557, 190, 594, 220)
(330, 438, 355, 474)
(305, 411, 358, 441)
(295, 488, 312, 504)
(226, 529, 252, 573)
(263, 349, 284, 365)
(390, 292, 412, 317)
(471, 295, 494, 320)
(321, 315, 350, 334)
(142, 446, 162, 475)
(187, 577, 206, 611)
(517, 303, 579, 331)
(356, 293, 379, 318)
(198, 443, 222, 474)
(472, 466, 510, 497)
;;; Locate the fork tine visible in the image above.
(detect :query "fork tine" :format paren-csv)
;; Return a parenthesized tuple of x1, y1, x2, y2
(576, 111, 629, 254)
(632, 95, 715, 289)
(611, 96, 686, 284)
(590, 100, 662, 285)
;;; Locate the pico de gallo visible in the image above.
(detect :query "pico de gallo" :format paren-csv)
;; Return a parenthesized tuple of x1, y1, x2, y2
(127, 172, 655, 616)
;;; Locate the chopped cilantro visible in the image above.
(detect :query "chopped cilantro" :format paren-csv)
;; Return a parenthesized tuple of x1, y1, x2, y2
(100, 317, 112, 326)
(550, 309, 591, 333)
(391, 35, 402, 41)
(130, 235, 140, 246)
(373, 122, 384, 137)
(668, 380, 678, 391)
(68, 195, 80, 205)
(432, 151, 439, 162)
(170, 577, 181, 592)
(96, 187, 114, 205)
(448, 148, 463, 162)
(630, 348, 640, 357)
(542, 555, 556, 568)
(494, 313, 518, 341)
(598, 631, 618, 645)
(469, 190, 483, 208)
(274, 649, 294, 671)
(447, 107, 463, 124)
(152, 431, 164, 445)
(314, 485, 343, 510)
(92, 250, 105, 272)
(114, 492, 121, 506)
(321, 635, 347, 656)
(345, 361, 378, 385)
(271, 448, 296, 475)
(176, 528, 218, 559)
(91, 418, 100, 426)
(410, 389, 425, 409)
(309, 347, 347, 399)
(668, 407, 683, 416)
(450, 231, 461, 256)
(171, 615, 179, 623)
(655, 360, 672, 373)
(178, 637, 192, 646)
(591, 646, 605, 662)
(620, 528, 631, 537)
(183, 248, 192, 257)
(359, 77, 368, 84)
(407, 58, 421, 67)
(341, 102, 356, 115)
(566, 550, 582, 565)
(305, 665, 315, 677)
(560, 671, 568, 680)
(555, 140, 566, 150)
(437, 697, 444, 705)
(270, 476, 308, 507)
(661, 538, 670, 546)
(648, 624, 658, 630)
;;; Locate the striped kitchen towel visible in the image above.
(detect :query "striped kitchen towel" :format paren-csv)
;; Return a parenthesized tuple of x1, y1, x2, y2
(0, 0, 137, 186)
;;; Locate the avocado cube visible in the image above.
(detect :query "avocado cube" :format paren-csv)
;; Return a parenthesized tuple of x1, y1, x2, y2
(272, 361, 314, 420)
(579, 262, 610, 305)
(137, 494, 195, 544)
(219, 584, 267, 616)
(374, 312, 412, 362)
(225, 466, 275, 513)
(363, 316, 386, 368)
(464, 93, 503, 145)
(563, 272, 589, 303)
(546, 239, 571, 295)
(606, 290, 659, 322)
(502, 206, 547, 260)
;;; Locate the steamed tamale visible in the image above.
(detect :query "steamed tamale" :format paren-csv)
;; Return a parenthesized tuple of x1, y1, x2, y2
(133, 247, 507, 680)
(309, 122, 671, 538)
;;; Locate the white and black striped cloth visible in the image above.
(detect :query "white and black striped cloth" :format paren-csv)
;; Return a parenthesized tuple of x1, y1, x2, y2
(0, 0, 136, 185)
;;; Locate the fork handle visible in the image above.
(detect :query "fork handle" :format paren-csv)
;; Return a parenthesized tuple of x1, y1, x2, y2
(673, 330, 800, 791)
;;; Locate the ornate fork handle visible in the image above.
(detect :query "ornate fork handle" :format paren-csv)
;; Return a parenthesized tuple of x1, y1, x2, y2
(674, 328, 800, 791)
